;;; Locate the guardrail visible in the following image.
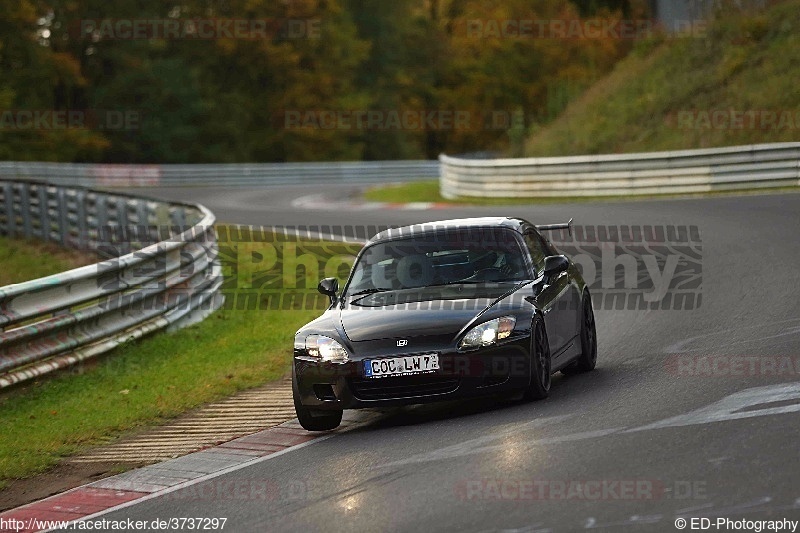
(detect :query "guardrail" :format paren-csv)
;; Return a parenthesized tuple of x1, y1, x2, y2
(0, 180, 224, 388)
(440, 142, 800, 198)
(0, 160, 438, 188)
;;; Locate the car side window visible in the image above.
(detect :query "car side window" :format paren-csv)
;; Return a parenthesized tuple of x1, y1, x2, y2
(542, 234, 560, 256)
(524, 231, 548, 275)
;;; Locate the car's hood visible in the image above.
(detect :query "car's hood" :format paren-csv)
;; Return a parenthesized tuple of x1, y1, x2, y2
(338, 283, 523, 342)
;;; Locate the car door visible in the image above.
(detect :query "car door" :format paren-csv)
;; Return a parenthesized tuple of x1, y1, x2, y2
(542, 233, 582, 346)
(523, 230, 571, 356)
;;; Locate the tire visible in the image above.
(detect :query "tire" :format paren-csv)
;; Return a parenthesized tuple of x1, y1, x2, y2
(562, 291, 597, 375)
(524, 314, 551, 400)
(292, 378, 342, 431)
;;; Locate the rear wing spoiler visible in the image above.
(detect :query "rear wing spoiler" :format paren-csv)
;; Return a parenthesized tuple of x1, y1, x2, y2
(535, 218, 573, 237)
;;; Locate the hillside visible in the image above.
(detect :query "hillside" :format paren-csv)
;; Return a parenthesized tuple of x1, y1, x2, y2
(524, 1, 800, 156)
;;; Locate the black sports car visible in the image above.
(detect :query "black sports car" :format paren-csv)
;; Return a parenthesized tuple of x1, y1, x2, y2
(292, 217, 597, 430)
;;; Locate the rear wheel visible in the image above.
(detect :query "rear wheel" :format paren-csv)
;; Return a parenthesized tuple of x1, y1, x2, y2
(562, 291, 597, 375)
(292, 377, 342, 431)
(524, 315, 551, 400)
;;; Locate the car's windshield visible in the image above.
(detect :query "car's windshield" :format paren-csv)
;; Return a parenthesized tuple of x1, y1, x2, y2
(345, 228, 528, 296)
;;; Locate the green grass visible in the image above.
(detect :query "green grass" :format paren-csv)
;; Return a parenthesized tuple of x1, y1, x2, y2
(363, 181, 585, 205)
(364, 181, 448, 203)
(363, 180, 800, 205)
(524, 1, 800, 156)
(0, 237, 95, 286)
(0, 228, 361, 484)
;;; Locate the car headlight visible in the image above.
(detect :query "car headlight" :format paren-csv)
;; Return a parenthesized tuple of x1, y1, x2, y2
(459, 316, 516, 350)
(304, 335, 349, 363)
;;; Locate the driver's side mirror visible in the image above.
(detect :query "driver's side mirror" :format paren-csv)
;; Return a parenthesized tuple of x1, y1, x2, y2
(543, 255, 570, 278)
(318, 277, 339, 304)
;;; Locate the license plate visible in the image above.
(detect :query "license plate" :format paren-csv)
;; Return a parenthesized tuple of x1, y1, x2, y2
(363, 354, 440, 378)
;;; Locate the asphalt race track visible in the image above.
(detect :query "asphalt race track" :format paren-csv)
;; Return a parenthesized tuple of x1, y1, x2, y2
(89, 186, 800, 532)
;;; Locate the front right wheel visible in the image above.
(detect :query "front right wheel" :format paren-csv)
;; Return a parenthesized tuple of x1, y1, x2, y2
(562, 291, 597, 375)
(292, 375, 342, 431)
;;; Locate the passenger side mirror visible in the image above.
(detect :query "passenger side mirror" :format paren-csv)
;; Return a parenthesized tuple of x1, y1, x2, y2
(543, 255, 570, 278)
(318, 277, 339, 304)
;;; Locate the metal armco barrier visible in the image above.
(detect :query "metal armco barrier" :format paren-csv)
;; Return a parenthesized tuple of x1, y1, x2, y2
(0, 180, 224, 388)
(0, 160, 438, 188)
(440, 142, 800, 198)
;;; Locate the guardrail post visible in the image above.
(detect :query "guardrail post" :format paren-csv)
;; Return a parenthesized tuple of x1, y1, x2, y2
(75, 189, 88, 251)
(1, 182, 13, 236)
(19, 184, 33, 239)
(56, 187, 69, 247)
(37, 184, 50, 242)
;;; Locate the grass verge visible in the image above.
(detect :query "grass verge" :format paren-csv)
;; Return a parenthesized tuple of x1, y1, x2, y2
(363, 180, 800, 206)
(0, 227, 360, 486)
(523, 1, 800, 156)
(0, 237, 95, 286)
(362, 181, 576, 205)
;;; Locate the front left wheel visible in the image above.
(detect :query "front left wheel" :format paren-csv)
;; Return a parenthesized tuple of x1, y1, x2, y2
(524, 314, 551, 400)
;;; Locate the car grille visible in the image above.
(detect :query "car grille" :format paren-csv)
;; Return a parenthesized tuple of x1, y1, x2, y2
(349, 375, 460, 400)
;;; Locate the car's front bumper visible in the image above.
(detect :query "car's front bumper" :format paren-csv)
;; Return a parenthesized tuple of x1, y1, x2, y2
(293, 335, 532, 410)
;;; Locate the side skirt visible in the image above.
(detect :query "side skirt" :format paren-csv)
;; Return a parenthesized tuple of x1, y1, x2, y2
(550, 336, 581, 373)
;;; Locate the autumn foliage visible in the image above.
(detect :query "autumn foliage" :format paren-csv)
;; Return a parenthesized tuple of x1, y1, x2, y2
(0, 0, 644, 163)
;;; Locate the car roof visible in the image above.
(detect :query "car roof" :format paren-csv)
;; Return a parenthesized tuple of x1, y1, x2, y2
(367, 217, 529, 244)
